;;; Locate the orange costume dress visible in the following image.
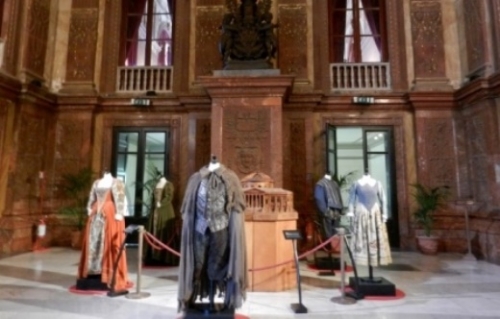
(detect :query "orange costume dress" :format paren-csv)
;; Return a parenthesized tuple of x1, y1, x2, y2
(78, 177, 129, 290)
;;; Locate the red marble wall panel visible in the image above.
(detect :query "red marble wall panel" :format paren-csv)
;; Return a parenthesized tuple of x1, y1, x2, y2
(463, 0, 487, 75)
(11, 111, 47, 205)
(410, 0, 446, 78)
(53, 117, 91, 176)
(493, 0, 500, 70)
(222, 107, 271, 177)
(464, 102, 499, 205)
(195, 6, 225, 76)
(0, 100, 7, 163)
(1, 0, 21, 76)
(195, 118, 212, 171)
(278, 4, 308, 79)
(99, 0, 121, 93)
(282, 118, 308, 244)
(421, 117, 456, 194)
(24, 0, 50, 79)
(66, 8, 99, 82)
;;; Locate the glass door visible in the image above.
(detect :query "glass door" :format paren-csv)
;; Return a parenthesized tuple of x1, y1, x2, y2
(326, 125, 399, 247)
(112, 128, 170, 243)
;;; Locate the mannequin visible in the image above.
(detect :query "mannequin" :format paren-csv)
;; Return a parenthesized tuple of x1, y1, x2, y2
(347, 171, 391, 269)
(177, 157, 247, 314)
(314, 171, 343, 239)
(77, 172, 129, 291)
(144, 175, 179, 266)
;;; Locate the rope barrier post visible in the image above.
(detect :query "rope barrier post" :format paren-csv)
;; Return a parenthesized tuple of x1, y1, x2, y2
(331, 227, 356, 305)
(126, 226, 151, 300)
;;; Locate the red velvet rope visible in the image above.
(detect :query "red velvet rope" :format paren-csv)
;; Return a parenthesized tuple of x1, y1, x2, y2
(143, 230, 340, 272)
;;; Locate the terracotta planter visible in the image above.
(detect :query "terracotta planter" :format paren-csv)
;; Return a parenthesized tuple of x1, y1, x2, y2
(416, 235, 439, 255)
(71, 230, 83, 250)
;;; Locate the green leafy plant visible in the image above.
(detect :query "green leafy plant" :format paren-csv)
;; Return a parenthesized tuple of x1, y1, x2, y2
(333, 170, 356, 191)
(135, 163, 162, 214)
(411, 183, 450, 237)
(58, 168, 94, 230)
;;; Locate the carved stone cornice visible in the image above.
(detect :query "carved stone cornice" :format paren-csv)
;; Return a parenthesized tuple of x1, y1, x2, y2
(317, 93, 410, 112)
(196, 75, 295, 99)
(455, 79, 491, 108)
(408, 91, 456, 110)
(0, 72, 22, 100)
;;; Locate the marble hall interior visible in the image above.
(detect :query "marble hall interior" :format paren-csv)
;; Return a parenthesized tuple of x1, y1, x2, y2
(1, 0, 500, 318)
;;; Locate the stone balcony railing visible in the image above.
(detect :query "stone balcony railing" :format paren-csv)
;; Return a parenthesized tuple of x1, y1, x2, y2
(116, 66, 173, 93)
(330, 62, 391, 91)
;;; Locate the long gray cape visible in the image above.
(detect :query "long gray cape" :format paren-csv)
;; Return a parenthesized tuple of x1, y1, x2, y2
(177, 165, 247, 311)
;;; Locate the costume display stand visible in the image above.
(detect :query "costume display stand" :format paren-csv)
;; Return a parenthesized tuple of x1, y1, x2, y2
(348, 224, 396, 296)
(283, 230, 307, 314)
(347, 172, 396, 296)
(179, 155, 246, 319)
(313, 172, 343, 275)
(76, 172, 127, 292)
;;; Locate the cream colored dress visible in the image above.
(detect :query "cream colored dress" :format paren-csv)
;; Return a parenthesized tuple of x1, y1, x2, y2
(348, 178, 392, 266)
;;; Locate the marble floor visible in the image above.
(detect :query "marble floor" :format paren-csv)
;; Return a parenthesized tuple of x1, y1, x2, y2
(0, 247, 499, 319)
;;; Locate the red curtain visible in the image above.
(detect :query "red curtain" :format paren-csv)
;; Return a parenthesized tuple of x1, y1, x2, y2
(330, 0, 347, 63)
(125, 0, 148, 66)
(361, 0, 381, 52)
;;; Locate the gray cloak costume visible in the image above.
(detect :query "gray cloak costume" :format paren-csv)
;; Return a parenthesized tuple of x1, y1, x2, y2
(177, 164, 247, 311)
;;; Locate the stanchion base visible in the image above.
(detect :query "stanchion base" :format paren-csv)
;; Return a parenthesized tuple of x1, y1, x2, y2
(345, 290, 364, 300)
(184, 303, 234, 319)
(125, 292, 151, 299)
(290, 303, 308, 314)
(107, 289, 129, 297)
(76, 275, 108, 291)
(349, 276, 396, 296)
(330, 296, 357, 305)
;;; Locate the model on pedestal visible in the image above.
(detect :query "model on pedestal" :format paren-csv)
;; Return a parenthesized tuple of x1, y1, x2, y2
(314, 172, 344, 238)
(77, 172, 129, 291)
(177, 156, 247, 316)
(346, 171, 395, 296)
(144, 175, 179, 266)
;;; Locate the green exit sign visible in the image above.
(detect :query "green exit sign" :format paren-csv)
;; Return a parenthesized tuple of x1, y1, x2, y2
(353, 96, 375, 104)
(130, 98, 151, 106)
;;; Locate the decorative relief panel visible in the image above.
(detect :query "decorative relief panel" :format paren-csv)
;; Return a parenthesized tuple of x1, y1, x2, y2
(195, 6, 225, 77)
(25, 0, 51, 78)
(222, 108, 271, 178)
(410, 0, 446, 78)
(422, 118, 455, 193)
(13, 114, 46, 202)
(55, 119, 86, 170)
(463, 0, 486, 74)
(466, 108, 492, 203)
(277, 5, 308, 79)
(195, 119, 211, 170)
(66, 9, 99, 82)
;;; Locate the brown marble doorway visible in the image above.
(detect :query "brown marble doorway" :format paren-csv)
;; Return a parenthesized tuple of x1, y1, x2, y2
(326, 125, 399, 248)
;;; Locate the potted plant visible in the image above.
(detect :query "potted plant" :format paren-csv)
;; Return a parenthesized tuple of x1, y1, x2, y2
(58, 167, 94, 249)
(411, 183, 450, 255)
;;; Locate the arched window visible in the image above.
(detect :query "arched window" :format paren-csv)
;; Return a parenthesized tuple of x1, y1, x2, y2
(121, 0, 174, 67)
(329, 0, 387, 63)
